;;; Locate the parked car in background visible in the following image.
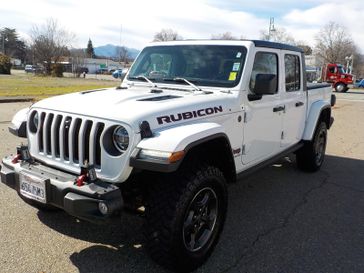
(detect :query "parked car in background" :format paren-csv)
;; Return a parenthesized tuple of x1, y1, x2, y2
(24, 65, 33, 73)
(96, 68, 109, 74)
(108, 68, 116, 74)
(112, 68, 128, 79)
(24, 64, 44, 73)
(354, 78, 364, 88)
(25, 65, 43, 73)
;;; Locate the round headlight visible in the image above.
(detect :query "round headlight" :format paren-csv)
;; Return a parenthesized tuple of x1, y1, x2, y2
(113, 126, 129, 152)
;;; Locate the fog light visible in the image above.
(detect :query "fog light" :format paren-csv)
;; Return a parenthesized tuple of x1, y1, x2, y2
(98, 202, 109, 215)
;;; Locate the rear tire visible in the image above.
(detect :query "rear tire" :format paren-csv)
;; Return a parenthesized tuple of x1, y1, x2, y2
(145, 164, 227, 272)
(296, 122, 327, 172)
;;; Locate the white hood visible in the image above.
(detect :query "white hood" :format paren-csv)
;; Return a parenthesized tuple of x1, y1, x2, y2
(32, 85, 237, 132)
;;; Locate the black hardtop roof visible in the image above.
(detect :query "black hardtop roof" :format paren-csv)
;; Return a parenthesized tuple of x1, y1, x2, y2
(152, 39, 304, 53)
(252, 40, 304, 53)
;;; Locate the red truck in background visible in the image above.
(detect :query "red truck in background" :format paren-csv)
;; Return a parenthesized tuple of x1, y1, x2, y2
(321, 63, 354, 92)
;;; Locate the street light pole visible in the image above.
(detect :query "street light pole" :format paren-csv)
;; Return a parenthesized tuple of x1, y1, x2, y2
(268, 17, 276, 41)
(345, 55, 354, 74)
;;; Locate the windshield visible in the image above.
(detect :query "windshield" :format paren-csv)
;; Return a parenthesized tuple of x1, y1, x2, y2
(337, 65, 346, 74)
(127, 45, 247, 88)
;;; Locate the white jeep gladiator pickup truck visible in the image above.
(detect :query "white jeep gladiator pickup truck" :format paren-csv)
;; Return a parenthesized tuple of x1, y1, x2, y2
(1, 40, 335, 272)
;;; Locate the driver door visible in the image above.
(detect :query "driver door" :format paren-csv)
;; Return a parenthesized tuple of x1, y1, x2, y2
(242, 50, 283, 164)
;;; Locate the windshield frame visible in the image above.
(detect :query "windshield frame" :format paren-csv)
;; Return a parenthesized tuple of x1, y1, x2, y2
(127, 44, 247, 89)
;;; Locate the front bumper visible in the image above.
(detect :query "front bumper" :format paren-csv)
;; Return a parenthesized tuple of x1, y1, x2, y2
(0, 155, 123, 223)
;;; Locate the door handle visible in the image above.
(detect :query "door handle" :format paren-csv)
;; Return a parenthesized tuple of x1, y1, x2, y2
(273, 105, 285, 112)
(295, 101, 304, 107)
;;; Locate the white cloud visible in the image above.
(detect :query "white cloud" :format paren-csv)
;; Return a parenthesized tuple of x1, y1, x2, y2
(282, 1, 364, 51)
(0, 0, 363, 53)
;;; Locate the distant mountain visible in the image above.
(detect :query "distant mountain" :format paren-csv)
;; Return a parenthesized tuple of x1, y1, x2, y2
(94, 44, 140, 60)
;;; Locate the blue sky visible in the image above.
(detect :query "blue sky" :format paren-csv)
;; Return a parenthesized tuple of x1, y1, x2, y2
(0, 0, 363, 52)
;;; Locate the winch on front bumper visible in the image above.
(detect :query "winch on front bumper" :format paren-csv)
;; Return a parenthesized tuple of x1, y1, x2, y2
(0, 151, 123, 223)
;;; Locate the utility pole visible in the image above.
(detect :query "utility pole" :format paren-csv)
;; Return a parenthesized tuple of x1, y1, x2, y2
(268, 17, 276, 41)
(119, 24, 122, 64)
(345, 55, 354, 74)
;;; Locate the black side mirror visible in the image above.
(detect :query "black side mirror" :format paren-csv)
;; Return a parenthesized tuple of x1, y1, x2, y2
(253, 73, 277, 95)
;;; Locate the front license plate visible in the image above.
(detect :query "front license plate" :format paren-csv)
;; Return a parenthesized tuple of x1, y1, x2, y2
(19, 172, 47, 203)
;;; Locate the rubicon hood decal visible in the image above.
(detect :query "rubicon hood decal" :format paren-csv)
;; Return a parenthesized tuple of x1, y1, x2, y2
(157, 106, 223, 125)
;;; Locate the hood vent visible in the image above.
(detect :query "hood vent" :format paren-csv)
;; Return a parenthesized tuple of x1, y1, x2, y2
(81, 88, 108, 94)
(138, 95, 181, 101)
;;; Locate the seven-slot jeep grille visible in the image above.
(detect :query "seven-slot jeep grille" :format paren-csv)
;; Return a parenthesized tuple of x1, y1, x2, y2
(32, 111, 105, 169)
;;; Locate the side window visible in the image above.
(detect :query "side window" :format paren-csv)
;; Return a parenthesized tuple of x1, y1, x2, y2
(284, 54, 301, 91)
(328, 66, 336, 73)
(249, 52, 278, 94)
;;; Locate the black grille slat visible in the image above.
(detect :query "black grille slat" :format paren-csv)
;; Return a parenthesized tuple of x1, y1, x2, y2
(73, 118, 82, 163)
(38, 112, 46, 152)
(45, 114, 54, 155)
(54, 115, 62, 157)
(83, 120, 93, 165)
(63, 116, 72, 161)
(95, 123, 104, 167)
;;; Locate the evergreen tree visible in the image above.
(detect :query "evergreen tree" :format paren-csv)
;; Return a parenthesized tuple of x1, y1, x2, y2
(86, 38, 95, 58)
(0, 28, 27, 62)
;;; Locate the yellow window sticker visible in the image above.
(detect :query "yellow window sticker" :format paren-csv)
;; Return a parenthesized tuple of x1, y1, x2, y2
(228, 72, 237, 81)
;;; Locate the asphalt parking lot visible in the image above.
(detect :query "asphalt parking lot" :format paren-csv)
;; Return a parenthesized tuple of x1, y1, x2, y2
(0, 91, 364, 273)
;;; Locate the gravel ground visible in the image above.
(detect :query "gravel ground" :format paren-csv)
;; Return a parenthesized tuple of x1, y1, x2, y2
(0, 93, 364, 273)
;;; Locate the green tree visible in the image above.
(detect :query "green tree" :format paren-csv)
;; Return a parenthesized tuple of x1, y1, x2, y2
(86, 38, 95, 58)
(0, 28, 27, 62)
(0, 53, 12, 74)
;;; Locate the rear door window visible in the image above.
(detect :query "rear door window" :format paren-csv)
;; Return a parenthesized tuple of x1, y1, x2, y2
(284, 54, 301, 91)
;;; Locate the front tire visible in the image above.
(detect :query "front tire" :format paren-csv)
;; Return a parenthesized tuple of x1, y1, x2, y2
(296, 122, 327, 172)
(335, 83, 347, 92)
(145, 164, 227, 272)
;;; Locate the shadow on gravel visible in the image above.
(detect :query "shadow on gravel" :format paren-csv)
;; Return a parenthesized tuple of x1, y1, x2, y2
(37, 210, 168, 272)
(36, 154, 364, 273)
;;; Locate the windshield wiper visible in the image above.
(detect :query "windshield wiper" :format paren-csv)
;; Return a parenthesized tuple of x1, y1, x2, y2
(129, 75, 158, 87)
(162, 77, 207, 93)
(173, 77, 202, 91)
